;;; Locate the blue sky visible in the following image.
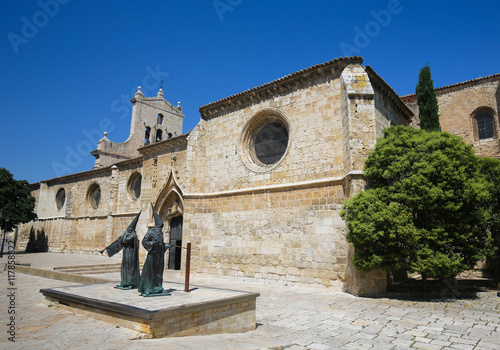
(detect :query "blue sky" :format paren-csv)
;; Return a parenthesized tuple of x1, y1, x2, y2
(1, 0, 499, 183)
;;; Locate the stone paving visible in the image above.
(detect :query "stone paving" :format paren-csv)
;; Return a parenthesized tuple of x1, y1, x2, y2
(1, 253, 499, 349)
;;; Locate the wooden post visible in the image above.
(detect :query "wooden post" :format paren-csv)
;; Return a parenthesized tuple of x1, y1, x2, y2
(184, 242, 191, 292)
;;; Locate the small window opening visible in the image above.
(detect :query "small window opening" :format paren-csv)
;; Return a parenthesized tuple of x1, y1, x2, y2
(128, 173, 142, 200)
(88, 184, 101, 209)
(156, 129, 163, 142)
(145, 126, 151, 145)
(168, 132, 173, 138)
(56, 188, 66, 210)
(158, 114, 164, 125)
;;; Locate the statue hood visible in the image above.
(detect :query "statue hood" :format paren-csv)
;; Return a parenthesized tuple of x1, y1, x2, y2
(127, 211, 141, 231)
(151, 204, 163, 229)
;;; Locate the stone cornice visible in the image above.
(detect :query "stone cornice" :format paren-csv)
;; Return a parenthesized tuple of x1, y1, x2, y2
(138, 133, 189, 156)
(112, 157, 143, 170)
(364, 66, 413, 121)
(90, 149, 132, 161)
(184, 171, 365, 198)
(36, 212, 140, 221)
(35, 157, 143, 186)
(30, 182, 41, 191)
(199, 56, 364, 121)
(400, 72, 500, 102)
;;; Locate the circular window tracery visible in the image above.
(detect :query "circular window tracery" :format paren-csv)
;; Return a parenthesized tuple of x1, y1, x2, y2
(251, 122, 289, 165)
(55, 188, 66, 210)
(239, 109, 290, 172)
(87, 184, 101, 209)
(128, 173, 142, 200)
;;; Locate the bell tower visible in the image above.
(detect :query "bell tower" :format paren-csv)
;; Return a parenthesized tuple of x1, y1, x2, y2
(91, 87, 184, 168)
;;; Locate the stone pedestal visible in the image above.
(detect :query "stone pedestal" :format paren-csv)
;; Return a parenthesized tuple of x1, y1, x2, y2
(40, 281, 259, 338)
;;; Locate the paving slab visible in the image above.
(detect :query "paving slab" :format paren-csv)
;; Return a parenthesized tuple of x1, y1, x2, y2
(1, 252, 500, 349)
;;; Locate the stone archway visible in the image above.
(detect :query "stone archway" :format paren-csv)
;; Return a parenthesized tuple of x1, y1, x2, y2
(154, 170, 184, 270)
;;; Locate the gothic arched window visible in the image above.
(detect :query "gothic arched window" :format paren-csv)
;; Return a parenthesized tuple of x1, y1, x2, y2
(474, 108, 496, 140)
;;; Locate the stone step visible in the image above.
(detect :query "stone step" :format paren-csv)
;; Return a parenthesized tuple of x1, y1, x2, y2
(71, 268, 122, 275)
(53, 263, 122, 271)
(53, 263, 143, 275)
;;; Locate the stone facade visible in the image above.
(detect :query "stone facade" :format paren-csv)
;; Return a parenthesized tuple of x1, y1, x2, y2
(401, 73, 500, 158)
(18, 57, 497, 295)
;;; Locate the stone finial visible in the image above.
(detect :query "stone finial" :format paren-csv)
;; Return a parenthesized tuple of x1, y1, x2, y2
(177, 101, 182, 110)
(135, 86, 143, 97)
(157, 88, 164, 97)
(99, 131, 109, 142)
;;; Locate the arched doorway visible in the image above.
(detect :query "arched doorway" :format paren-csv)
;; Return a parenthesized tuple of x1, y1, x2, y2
(168, 214, 183, 270)
(163, 198, 183, 270)
(154, 169, 185, 271)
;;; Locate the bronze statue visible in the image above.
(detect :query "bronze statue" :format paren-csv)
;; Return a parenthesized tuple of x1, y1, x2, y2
(101, 211, 141, 289)
(138, 204, 171, 296)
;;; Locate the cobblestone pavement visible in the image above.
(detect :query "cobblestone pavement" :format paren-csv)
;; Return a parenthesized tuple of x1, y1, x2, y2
(1, 253, 499, 349)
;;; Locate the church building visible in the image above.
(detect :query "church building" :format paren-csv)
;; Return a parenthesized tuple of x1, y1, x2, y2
(18, 57, 500, 296)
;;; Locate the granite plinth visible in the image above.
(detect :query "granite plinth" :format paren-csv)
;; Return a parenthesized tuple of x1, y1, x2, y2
(40, 281, 259, 338)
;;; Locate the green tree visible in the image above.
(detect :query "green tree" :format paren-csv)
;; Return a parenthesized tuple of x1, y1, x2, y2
(0, 168, 37, 231)
(341, 126, 493, 281)
(478, 157, 500, 281)
(416, 64, 441, 132)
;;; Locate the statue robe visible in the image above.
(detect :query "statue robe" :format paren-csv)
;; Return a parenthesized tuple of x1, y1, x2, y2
(106, 230, 140, 289)
(138, 228, 170, 295)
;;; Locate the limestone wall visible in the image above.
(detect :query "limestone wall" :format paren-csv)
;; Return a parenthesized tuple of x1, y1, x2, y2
(373, 87, 411, 137)
(185, 72, 346, 194)
(183, 183, 347, 288)
(402, 76, 500, 157)
(438, 81, 498, 144)
(18, 160, 146, 255)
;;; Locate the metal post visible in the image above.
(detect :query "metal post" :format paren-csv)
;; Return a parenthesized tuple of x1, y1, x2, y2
(184, 242, 191, 292)
(13, 227, 18, 252)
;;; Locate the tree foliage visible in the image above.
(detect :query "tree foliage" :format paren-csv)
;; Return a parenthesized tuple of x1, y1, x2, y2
(416, 64, 441, 132)
(341, 126, 493, 279)
(478, 156, 500, 281)
(0, 168, 37, 231)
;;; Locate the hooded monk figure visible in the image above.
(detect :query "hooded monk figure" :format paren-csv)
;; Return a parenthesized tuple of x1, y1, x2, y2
(138, 204, 171, 296)
(103, 211, 141, 289)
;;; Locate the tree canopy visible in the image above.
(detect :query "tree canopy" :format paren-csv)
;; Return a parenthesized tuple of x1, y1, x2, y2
(416, 64, 441, 132)
(341, 126, 493, 279)
(478, 156, 500, 281)
(0, 168, 37, 231)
